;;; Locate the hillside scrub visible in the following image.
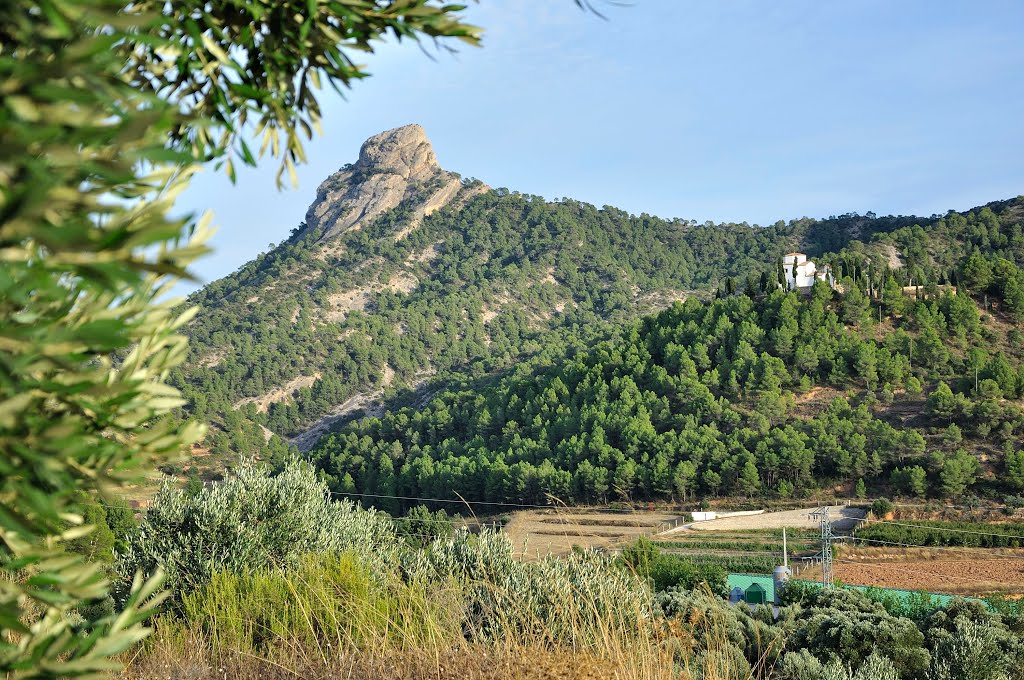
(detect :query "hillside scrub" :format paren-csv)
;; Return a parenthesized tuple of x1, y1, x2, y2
(175, 179, 1024, 452)
(175, 192, 908, 438)
(115, 463, 1024, 680)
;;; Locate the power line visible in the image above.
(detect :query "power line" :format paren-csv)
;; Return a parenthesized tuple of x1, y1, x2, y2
(845, 536, 1024, 559)
(94, 487, 696, 528)
(90, 489, 1024, 544)
(94, 490, 673, 527)
(327, 489, 719, 519)
(658, 548, 785, 557)
(326, 489, 560, 509)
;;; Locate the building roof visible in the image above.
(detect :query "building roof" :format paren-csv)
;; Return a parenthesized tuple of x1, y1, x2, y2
(783, 252, 806, 258)
(727, 574, 776, 602)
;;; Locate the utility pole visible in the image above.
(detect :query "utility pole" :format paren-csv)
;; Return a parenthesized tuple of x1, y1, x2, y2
(810, 507, 834, 588)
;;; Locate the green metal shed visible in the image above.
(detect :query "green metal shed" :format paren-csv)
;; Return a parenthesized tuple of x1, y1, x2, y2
(745, 582, 768, 605)
(727, 574, 776, 604)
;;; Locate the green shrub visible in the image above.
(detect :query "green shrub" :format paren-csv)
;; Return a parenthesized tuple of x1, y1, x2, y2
(619, 538, 726, 594)
(927, 618, 1014, 680)
(857, 519, 1024, 548)
(65, 494, 116, 565)
(779, 648, 825, 680)
(861, 587, 941, 621)
(117, 460, 397, 599)
(396, 505, 453, 547)
(821, 653, 900, 680)
(785, 588, 929, 678)
(922, 599, 1024, 679)
(648, 555, 726, 595)
(656, 588, 783, 674)
(871, 497, 895, 517)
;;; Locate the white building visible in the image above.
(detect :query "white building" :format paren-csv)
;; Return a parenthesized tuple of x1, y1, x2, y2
(782, 252, 834, 290)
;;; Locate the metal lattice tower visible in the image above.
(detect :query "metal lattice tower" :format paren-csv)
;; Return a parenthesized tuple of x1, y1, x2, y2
(809, 506, 834, 588)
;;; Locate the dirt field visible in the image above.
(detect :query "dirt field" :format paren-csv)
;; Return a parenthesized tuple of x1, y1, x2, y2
(680, 505, 866, 533)
(502, 509, 683, 559)
(808, 546, 1024, 597)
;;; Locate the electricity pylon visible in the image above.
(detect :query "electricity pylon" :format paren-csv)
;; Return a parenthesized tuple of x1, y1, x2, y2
(809, 506, 834, 588)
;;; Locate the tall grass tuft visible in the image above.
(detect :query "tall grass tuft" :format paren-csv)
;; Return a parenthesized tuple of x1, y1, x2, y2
(178, 553, 455, 655)
(127, 533, 690, 680)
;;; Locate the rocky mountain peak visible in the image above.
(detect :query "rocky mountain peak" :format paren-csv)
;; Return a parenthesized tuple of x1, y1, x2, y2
(353, 123, 438, 177)
(303, 124, 464, 241)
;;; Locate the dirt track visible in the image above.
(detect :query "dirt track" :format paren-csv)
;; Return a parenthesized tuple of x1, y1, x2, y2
(669, 505, 865, 535)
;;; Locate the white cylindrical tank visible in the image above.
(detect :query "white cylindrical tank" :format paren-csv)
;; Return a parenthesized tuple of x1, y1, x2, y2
(773, 565, 792, 605)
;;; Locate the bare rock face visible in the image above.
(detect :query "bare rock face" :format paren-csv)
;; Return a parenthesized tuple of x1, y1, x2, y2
(304, 124, 470, 241)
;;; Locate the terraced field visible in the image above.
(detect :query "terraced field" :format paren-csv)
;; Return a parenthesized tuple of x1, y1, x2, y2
(652, 528, 821, 575)
(502, 507, 831, 575)
(502, 509, 683, 559)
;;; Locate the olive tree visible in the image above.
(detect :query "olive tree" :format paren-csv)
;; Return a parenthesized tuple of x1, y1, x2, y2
(116, 461, 397, 598)
(1, 0, 479, 675)
(784, 589, 930, 678)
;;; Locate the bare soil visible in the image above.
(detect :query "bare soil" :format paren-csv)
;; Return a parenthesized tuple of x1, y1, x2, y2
(809, 546, 1024, 596)
(503, 509, 683, 560)
(234, 373, 321, 413)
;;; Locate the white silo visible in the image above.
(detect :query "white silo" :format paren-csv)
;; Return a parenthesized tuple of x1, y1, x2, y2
(773, 528, 792, 605)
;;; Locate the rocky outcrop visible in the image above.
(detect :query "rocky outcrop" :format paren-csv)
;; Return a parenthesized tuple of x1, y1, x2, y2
(304, 124, 478, 241)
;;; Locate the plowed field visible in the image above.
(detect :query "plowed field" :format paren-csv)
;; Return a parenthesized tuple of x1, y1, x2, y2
(823, 547, 1024, 597)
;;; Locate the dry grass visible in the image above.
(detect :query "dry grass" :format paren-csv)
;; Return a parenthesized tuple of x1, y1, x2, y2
(124, 636, 675, 680)
(537, 517, 663, 528)
(787, 386, 844, 418)
(120, 549, 695, 680)
(122, 602, 755, 680)
(503, 510, 683, 559)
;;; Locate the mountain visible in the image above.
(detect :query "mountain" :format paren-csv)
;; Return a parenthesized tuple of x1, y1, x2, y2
(173, 124, 1024, 468)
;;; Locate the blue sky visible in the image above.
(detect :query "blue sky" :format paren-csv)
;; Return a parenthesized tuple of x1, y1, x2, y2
(178, 0, 1024, 292)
